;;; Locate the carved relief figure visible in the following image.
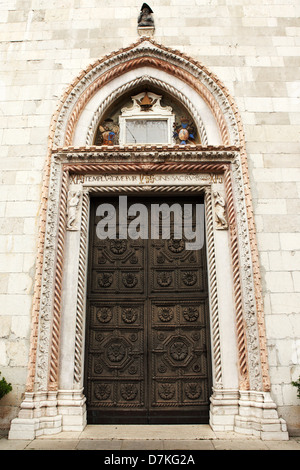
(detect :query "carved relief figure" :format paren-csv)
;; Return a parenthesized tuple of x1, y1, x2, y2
(138, 3, 154, 27)
(173, 117, 196, 145)
(98, 118, 119, 145)
(213, 191, 228, 230)
(66, 190, 81, 230)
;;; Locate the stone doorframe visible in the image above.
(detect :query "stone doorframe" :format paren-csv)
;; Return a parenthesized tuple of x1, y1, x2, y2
(9, 38, 288, 440)
(9, 151, 288, 440)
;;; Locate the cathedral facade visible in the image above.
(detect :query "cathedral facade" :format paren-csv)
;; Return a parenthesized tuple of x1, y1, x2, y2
(0, 1, 299, 439)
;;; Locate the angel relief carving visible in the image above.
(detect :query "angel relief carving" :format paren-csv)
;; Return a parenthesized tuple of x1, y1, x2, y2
(213, 191, 228, 230)
(66, 190, 81, 231)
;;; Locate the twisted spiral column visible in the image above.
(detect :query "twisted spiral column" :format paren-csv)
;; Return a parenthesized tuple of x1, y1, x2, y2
(224, 166, 249, 390)
(48, 170, 69, 390)
(205, 189, 222, 388)
(74, 192, 89, 384)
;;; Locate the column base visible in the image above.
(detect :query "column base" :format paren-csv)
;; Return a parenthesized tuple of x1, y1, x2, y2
(210, 388, 289, 440)
(9, 388, 289, 441)
(8, 389, 86, 440)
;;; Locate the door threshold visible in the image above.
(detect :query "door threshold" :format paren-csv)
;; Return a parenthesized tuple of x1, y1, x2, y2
(79, 424, 216, 440)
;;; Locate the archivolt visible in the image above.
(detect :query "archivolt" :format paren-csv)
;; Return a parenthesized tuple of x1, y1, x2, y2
(25, 37, 270, 395)
(51, 38, 240, 148)
(63, 55, 230, 146)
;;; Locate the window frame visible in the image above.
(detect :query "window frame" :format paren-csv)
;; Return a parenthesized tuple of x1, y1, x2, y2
(119, 92, 175, 145)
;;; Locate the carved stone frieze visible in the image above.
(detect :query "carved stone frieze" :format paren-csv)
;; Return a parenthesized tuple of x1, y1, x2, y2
(55, 148, 238, 165)
(231, 157, 262, 390)
(35, 159, 63, 391)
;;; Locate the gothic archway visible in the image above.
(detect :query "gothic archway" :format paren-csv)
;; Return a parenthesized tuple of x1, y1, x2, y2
(8, 37, 288, 440)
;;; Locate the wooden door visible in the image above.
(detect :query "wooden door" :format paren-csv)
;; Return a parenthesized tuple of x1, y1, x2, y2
(85, 196, 212, 424)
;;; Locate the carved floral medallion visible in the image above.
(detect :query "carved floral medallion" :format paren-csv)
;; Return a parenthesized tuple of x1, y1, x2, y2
(98, 272, 113, 288)
(158, 383, 175, 400)
(158, 306, 174, 322)
(122, 307, 138, 324)
(183, 307, 199, 322)
(96, 307, 112, 323)
(120, 384, 138, 401)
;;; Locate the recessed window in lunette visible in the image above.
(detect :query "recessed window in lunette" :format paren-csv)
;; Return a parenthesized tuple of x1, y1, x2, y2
(93, 90, 200, 146)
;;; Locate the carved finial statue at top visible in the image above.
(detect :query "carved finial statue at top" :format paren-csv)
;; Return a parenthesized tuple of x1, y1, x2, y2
(138, 3, 154, 27)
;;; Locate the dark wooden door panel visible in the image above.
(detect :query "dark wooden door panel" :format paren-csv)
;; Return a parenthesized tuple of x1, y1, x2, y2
(86, 299, 146, 415)
(85, 196, 211, 424)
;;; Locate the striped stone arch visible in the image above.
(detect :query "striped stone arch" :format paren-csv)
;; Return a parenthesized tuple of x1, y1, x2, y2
(8, 37, 289, 440)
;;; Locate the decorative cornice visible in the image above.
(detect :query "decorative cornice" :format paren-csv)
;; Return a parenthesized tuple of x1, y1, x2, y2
(52, 146, 240, 166)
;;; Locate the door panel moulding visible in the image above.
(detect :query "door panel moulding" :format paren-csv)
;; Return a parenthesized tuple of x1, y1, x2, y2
(8, 38, 288, 440)
(84, 195, 212, 424)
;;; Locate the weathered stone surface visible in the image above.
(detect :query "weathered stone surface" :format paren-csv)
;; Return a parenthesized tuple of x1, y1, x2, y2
(0, 0, 299, 434)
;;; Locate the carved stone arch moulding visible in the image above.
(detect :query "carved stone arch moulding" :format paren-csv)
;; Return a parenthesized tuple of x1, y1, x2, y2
(27, 38, 269, 392)
(84, 75, 209, 146)
(9, 37, 291, 442)
(49, 39, 266, 383)
(52, 37, 239, 148)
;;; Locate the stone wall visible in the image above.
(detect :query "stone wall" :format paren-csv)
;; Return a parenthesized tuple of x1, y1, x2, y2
(0, 0, 299, 433)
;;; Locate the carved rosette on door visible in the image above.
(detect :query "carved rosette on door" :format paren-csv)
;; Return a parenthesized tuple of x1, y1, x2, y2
(85, 196, 212, 424)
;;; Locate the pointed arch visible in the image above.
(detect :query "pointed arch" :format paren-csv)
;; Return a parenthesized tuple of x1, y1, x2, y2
(26, 37, 270, 396)
(43, 37, 267, 390)
(51, 38, 240, 148)
(8, 36, 287, 442)
(83, 75, 209, 146)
